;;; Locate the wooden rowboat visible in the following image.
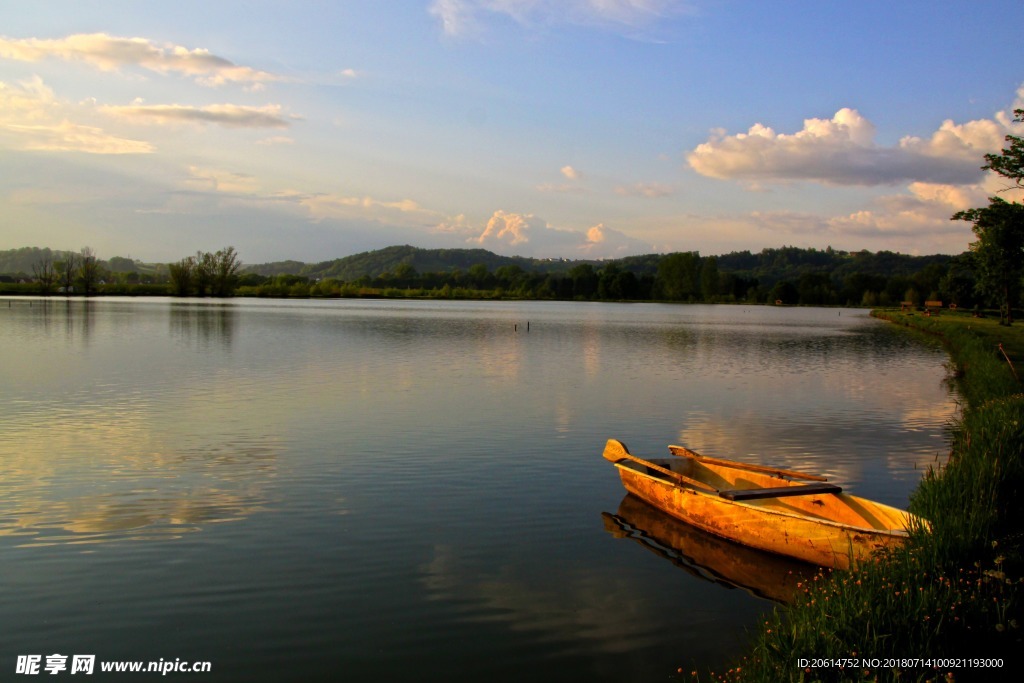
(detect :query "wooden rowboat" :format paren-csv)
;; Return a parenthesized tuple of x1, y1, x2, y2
(603, 439, 923, 569)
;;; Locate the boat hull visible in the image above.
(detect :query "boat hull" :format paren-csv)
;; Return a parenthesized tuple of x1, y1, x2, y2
(614, 461, 912, 569)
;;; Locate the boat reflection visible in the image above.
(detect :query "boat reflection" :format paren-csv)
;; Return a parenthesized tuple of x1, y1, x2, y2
(602, 494, 816, 604)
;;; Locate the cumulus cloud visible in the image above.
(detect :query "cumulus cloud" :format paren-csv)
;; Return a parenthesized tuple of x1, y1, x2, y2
(537, 165, 586, 193)
(476, 209, 538, 246)
(101, 103, 293, 128)
(0, 33, 279, 87)
(560, 165, 581, 179)
(0, 76, 153, 154)
(688, 107, 1015, 187)
(468, 210, 651, 257)
(430, 0, 692, 37)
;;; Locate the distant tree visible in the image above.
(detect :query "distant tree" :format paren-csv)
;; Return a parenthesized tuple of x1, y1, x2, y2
(939, 253, 977, 308)
(467, 263, 492, 289)
(57, 252, 79, 295)
(32, 254, 57, 295)
(392, 262, 418, 287)
(954, 197, 1024, 324)
(494, 264, 524, 286)
(212, 247, 242, 296)
(699, 256, 719, 300)
(657, 252, 700, 301)
(168, 256, 196, 296)
(193, 251, 217, 296)
(79, 247, 101, 296)
(568, 263, 598, 299)
(107, 256, 139, 274)
(769, 280, 798, 305)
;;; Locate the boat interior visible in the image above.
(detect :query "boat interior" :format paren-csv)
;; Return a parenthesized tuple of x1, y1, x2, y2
(617, 456, 913, 533)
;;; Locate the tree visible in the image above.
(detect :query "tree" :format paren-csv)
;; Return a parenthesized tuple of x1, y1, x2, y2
(699, 256, 719, 301)
(57, 252, 79, 295)
(982, 108, 1024, 190)
(952, 115, 1024, 324)
(657, 252, 700, 301)
(167, 247, 242, 297)
(212, 247, 242, 296)
(32, 254, 57, 295)
(954, 197, 1024, 324)
(168, 256, 196, 296)
(79, 246, 101, 296)
(196, 251, 219, 296)
(568, 263, 598, 299)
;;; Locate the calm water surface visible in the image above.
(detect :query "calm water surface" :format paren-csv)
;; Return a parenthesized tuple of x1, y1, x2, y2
(0, 298, 956, 681)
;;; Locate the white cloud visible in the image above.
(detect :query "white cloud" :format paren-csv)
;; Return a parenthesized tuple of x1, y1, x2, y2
(0, 33, 279, 88)
(687, 107, 1017, 187)
(0, 76, 153, 154)
(476, 209, 538, 246)
(468, 210, 651, 257)
(430, 0, 479, 37)
(430, 0, 692, 37)
(101, 103, 294, 128)
(560, 164, 581, 180)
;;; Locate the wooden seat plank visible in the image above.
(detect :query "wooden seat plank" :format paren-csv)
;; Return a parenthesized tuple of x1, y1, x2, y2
(719, 482, 842, 501)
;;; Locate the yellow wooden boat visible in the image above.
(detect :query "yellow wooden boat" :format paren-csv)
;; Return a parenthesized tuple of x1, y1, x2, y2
(603, 439, 923, 569)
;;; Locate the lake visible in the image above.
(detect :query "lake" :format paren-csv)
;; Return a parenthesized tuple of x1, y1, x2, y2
(0, 298, 956, 681)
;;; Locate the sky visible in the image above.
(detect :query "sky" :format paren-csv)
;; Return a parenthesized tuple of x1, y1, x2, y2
(2, 1, 1023, 264)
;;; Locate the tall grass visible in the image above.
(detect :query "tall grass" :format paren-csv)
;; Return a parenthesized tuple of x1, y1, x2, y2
(706, 310, 1023, 682)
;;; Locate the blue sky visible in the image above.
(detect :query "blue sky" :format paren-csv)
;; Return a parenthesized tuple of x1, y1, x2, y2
(2, 1, 1023, 263)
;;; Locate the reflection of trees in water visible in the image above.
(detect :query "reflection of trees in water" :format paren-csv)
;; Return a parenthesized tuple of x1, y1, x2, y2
(170, 304, 237, 348)
(53, 298, 95, 346)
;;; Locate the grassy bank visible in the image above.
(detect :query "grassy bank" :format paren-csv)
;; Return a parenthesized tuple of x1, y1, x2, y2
(705, 310, 1023, 682)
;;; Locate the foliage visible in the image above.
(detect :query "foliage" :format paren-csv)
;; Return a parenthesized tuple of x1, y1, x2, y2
(955, 198, 1024, 325)
(982, 108, 1024, 190)
(32, 253, 57, 295)
(5, 243, 995, 307)
(57, 252, 78, 294)
(711, 311, 1024, 683)
(167, 247, 242, 297)
(78, 247, 101, 296)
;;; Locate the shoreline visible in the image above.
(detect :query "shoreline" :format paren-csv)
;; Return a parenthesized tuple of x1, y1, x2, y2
(711, 309, 1023, 682)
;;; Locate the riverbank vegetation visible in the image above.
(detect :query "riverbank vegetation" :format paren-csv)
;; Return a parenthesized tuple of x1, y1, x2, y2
(704, 309, 1022, 683)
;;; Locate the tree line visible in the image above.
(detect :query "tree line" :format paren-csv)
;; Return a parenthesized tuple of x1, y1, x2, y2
(231, 252, 969, 308)
(3, 241, 1011, 312)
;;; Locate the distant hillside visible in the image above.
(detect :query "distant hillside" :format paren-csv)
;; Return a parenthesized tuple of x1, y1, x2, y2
(245, 245, 585, 280)
(0, 247, 77, 276)
(241, 245, 956, 285)
(0, 247, 158, 277)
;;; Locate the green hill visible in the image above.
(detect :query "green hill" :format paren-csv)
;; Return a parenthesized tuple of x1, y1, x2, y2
(246, 245, 584, 280)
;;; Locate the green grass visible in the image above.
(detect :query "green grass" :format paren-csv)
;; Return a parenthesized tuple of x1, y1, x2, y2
(701, 309, 1024, 683)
